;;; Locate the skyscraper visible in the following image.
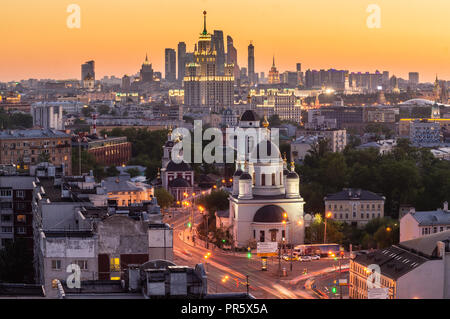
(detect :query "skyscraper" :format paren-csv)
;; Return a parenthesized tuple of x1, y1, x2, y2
(81, 60, 95, 88)
(296, 63, 303, 86)
(408, 72, 419, 88)
(248, 42, 255, 84)
(183, 11, 234, 111)
(165, 48, 176, 82)
(140, 54, 153, 83)
(177, 42, 186, 82)
(268, 57, 280, 84)
(212, 30, 225, 76)
(227, 35, 239, 81)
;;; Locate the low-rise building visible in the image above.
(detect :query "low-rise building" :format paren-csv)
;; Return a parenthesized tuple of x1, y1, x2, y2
(400, 202, 450, 242)
(102, 174, 154, 206)
(356, 139, 397, 155)
(290, 135, 319, 162)
(350, 230, 450, 299)
(324, 188, 385, 227)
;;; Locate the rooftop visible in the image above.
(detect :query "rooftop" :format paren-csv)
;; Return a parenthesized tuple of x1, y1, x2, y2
(325, 188, 385, 201)
(353, 245, 430, 280)
(0, 176, 35, 189)
(0, 129, 70, 140)
(408, 207, 450, 226)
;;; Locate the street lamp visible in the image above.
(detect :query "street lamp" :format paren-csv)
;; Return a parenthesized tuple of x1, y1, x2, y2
(324, 211, 332, 244)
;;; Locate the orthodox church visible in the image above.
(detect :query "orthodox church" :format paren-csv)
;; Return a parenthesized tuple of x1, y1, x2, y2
(229, 110, 305, 248)
(160, 128, 194, 202)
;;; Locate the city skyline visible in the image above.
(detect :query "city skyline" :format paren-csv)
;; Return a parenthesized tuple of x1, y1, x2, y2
(0, 0, 449, 82)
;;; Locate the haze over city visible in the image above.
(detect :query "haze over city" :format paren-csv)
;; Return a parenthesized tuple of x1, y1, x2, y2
(0, 0, 449, 81)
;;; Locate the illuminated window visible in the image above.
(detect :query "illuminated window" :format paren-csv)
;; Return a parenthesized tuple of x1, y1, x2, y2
(17, 215, 26, 223)
(110, 257, 120, 272)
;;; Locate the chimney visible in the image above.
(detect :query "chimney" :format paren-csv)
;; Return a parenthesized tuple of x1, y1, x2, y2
(444, 201, 449, 212)
(410, 207, 416, 215)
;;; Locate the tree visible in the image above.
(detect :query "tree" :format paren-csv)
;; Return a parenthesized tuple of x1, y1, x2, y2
(154, 188, 174, 210)
(126, 167, 141, 178)
(267, 114, 282, 127)
(81, 106, 94, 117)
(106, 165, 119, 177)
(195, 190, 229, 214)
(37, 152, 51, 163)
(97, 104, 110, 115)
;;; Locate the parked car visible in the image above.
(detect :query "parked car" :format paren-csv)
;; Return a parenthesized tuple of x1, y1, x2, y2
(300, 256, 312, 262)
(311, 255, 321, 260)
(282, 255, 299, 261)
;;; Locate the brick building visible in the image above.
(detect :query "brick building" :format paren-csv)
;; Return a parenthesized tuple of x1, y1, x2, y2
(0, 129, 71, 176)
(72, 135, 131, 167)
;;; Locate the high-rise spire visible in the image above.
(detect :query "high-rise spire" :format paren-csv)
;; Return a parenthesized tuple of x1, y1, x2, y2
(272, 56, 275, 68)
(144, 53, 150, 65)
(202, 11, 207, 35)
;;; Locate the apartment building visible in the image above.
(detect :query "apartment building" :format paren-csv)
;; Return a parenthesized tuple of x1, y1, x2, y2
(350, 231, 450, 299)
(0, 129, 72, 175)
(324, 188, 385, 227)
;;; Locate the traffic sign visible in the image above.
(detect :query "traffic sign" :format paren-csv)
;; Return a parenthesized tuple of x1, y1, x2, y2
(257, 242, 278, 256)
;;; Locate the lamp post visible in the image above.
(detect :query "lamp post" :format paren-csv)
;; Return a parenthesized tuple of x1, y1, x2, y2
(324, 211, 332, 244)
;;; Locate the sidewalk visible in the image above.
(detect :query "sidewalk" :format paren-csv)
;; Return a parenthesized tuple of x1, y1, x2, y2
(178, 229, 249, 258)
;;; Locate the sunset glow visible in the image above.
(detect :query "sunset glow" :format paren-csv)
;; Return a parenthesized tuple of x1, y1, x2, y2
(0, 0, 449, 81)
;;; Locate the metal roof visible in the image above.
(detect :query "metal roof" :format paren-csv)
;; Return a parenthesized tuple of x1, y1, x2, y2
(410, 209, 450, 226)
(325, 188, 385, 201)
(0, 129, 70, 140)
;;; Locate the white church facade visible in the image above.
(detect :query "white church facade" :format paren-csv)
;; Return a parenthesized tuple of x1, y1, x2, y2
(229, 110, 305, 248)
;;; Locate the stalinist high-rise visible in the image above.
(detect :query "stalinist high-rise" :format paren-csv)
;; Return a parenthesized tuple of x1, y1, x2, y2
(183, 11, 235, 112)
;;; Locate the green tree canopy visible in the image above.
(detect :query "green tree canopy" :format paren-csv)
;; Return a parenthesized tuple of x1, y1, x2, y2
(154, 187, 174, 210)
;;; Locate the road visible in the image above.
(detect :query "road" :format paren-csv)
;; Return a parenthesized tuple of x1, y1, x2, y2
(164, 207, 349, 299)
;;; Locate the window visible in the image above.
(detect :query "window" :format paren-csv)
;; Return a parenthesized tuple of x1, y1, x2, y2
(16, 226, 26, 234)
(253, 230, 256, 239)
(0, 189, 12, 197)
(261, 174, 265, 186)
(1, 215, 12, 222)
(272, 173, 276, 186)
(260, 230, 265, 243)
(76, 260, 88, 270)
(353, 212, 356, 218)
(16, 190, 25, 198)
(1, 227, 12, 233)
(52, 260, 61, 270)
(17, 215, 26, 223)
(16, 202, 26, 210)
(109, 257, 120, 272)
(281, 230, 286, 241)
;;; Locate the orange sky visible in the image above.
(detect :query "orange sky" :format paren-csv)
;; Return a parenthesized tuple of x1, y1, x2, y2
(0, 0, 449, 82)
